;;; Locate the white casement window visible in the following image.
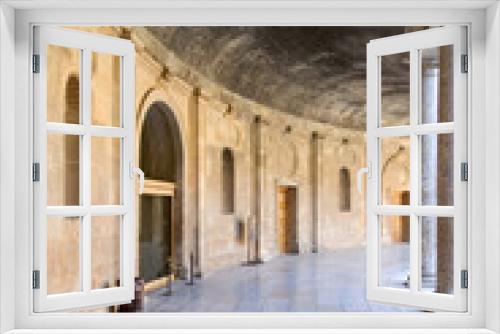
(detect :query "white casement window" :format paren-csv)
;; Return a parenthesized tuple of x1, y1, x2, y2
(3, 3, 494, 329)
(32, 26, 140, 312)
(365, 26, 467, 312)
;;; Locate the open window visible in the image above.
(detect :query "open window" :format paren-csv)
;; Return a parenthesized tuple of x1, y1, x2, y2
(32, 26, 139, 312)
(365, 26, 467, 312)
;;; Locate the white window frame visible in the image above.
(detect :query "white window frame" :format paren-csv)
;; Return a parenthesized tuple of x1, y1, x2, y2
(32, 26, 136, 312)
(0, 1, 498, 333)
(366, 26, 468, 312)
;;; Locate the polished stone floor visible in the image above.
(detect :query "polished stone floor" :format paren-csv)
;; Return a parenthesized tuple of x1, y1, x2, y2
(144, 245, 417, 312)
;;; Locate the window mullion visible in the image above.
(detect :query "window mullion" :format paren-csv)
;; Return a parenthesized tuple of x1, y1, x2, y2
(81, 48, 92, 293)
(409, 48, 420, 294)
(46, 122, 127, 137)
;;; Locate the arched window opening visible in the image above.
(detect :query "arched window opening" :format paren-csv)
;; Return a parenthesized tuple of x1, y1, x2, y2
(64, 75, 80, 205)
(339, 167, 351, 212)
(140, 103, 178, 182)
(222, 147, 235, 214)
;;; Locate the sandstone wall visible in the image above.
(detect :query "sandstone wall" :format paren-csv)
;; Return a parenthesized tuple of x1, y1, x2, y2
(46, 26, 410, 286)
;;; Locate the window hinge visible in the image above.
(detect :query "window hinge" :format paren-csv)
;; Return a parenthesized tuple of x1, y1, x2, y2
(461, 269, 468, 289)
(32, 162, 40, 182)
(32, 54, 40, 73)
(461, 54, 468, 73)
(461, 162, 468, 182)
(32, 270, 40, 289)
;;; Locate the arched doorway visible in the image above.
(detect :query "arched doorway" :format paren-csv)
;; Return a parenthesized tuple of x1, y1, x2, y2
(139, 101, 184, 284)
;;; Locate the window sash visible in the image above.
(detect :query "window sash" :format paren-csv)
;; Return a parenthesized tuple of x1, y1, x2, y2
(33, 26, 136, 312)
(366, 26, 468, 312)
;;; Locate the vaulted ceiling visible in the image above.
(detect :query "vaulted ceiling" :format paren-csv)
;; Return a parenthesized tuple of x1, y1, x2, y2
(147, 27, 420, 129)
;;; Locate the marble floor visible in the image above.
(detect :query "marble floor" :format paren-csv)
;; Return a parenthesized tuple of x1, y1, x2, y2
(144, 245, 419, 312)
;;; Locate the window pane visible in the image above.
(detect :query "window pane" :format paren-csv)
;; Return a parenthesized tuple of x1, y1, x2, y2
(380, 52, 410, 127)
(421, 45, 454, 124)
(47, 216, 81, 294)
(379, 215, 410, 289)
(47, 133, 80, 206)
(91, 52, 121, 127)
(91, 216, 121, 290)
(47, 45, 81, 124)
(421, 133, 454, 206)
(380, 136, 410, 205)
(421, 216, 454, 294)
(91, 137, 121, 205)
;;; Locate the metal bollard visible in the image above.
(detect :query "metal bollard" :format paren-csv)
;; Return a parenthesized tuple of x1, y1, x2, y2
(164, 258, 173, 296)
(185, 252, 194, 286)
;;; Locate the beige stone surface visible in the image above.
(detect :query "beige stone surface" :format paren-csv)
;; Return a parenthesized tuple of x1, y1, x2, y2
(47, 26, 412, 289)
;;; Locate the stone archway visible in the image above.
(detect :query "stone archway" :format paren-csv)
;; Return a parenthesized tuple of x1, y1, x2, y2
(139, 101, 184, 282)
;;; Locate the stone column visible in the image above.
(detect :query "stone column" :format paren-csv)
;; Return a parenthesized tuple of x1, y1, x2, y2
(196, 96, 208, 275)
(246, 115, 265, 263)
(310, 131, 322, 253)
(436, 46, 454, 294)
(421, 46, 454, 294)
(190, 87, 201, 277)
(253, 116, 263, 262)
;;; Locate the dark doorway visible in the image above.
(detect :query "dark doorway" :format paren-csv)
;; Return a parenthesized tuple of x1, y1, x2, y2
(139, 101, 184, 281)
(139, 196, 172, 282)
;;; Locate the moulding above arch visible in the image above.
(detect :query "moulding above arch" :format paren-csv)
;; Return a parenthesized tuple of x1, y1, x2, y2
(136, 87, 187, 153)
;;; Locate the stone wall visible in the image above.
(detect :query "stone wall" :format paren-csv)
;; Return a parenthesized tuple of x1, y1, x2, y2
(47, 26, 412, 287)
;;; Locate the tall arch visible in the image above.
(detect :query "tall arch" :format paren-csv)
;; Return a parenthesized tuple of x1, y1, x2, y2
(139, 101, 184, 282)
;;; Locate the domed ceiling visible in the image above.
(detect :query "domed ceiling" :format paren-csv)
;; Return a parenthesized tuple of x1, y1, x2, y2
(147, 27, 422, 129)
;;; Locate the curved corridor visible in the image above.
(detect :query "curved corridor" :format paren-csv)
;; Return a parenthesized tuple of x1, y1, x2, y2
(144, 246, 417, 312)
